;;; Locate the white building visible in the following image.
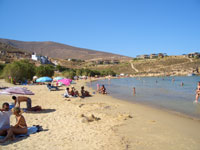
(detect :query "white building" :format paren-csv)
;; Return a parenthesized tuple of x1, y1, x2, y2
(31, 53, 39, 61)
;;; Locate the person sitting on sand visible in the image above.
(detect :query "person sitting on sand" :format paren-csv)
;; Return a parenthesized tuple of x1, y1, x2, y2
(81, 86, 91, 98)
(195, 81, 200, 102)
(0, 103, 12, 136)
(12, 96, 42, 111)
(0, 107, 27, 143)
(64, 88, 72, 98)
(70, 87, 80, 97)
(100, 85, 107, 94)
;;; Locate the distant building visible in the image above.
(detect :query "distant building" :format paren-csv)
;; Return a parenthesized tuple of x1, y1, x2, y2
(31, 53, 38, 61)
(150, 54, 158, 59)
(31, 52, 52, 64)
(112, 60, 120, 64)
(187, 52, 200, 58)
(158, 53, 164, 58)
(96, 60, 104, 64)
(104, 60, 111, 64)
(137, 55, 150, 59)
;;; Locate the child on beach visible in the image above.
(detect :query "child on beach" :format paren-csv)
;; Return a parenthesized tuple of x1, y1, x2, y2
(0, 107, 28, 143)
(195, 81, 200, 102)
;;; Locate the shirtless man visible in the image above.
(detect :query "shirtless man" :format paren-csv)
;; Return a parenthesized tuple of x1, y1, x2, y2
(195, 81, 200, 102)
(12, 96, 42, 111)
(12, 96, 32, 110)
(0, 103, 12, 136)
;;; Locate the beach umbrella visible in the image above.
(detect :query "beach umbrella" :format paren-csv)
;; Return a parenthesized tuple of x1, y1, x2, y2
(57, 78, 72, 86)
(36, 77, 53, 83)
(0, 87, 34, 95)
(53, 76, 64, 81)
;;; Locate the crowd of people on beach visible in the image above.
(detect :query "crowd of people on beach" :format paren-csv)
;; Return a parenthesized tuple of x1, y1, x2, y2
(0, 83, 95, 143)
(63, 86, 91, 98)
(1, 75, 199, 144)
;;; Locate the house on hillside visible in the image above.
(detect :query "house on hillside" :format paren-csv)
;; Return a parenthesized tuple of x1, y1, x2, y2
(150, 54, 158, 59)
(96, 60, 104, 65)
(103, 60, 111, 64)
(137, 55, 150, 59)
(31, 53, 52, 64)
(187, 52, 200, 58)
(112, 60, 120, 64)
(158, 53, 165, 58)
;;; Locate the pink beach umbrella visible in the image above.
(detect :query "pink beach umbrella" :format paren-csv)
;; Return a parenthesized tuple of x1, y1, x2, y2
(57, 78, 72, 86)
(0, 87, 34, 95)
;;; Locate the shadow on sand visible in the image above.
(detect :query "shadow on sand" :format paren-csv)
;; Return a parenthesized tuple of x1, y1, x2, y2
(0, 128, 49, 146)
(26, 109, 56, 114)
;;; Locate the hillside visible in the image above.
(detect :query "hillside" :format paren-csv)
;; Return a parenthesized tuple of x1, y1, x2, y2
(84, 56, 200, 76)
(0, 42, 30, 54)
(0, 38, 131, 61)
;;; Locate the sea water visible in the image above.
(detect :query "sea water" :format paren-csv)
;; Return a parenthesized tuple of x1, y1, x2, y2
(88, 76, 200, 119)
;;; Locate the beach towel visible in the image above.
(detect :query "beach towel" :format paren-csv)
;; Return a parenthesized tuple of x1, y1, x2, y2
(0, 126, 40, 139)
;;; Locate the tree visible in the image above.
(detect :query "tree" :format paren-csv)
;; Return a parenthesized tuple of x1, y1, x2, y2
(76, 69, 82, 76)
(2, 60, 36, 83)
(63, 70, 76, 79)
(36, 65, 54, 77)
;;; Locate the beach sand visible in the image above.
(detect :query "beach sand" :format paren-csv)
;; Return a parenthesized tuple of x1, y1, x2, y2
(0, 79, 200, 150)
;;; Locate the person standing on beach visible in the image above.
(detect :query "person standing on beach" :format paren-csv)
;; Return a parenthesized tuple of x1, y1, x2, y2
(97, 83, 100, 93)
(195, 81, 200, 102)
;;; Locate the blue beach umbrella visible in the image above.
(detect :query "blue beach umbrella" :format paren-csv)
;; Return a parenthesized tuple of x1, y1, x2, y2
(36, 77, 53, 83)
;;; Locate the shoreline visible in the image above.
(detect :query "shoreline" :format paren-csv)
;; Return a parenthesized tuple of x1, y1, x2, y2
(87, 77, 200, 121)
(0, 79, 200, 149)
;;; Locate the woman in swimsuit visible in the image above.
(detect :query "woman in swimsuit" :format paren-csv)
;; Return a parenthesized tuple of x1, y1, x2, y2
(195, 81, 200, 102)
(0, 107, 27, 143)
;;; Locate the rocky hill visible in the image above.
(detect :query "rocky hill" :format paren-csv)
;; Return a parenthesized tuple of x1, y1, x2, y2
(0, 38, 131, 61)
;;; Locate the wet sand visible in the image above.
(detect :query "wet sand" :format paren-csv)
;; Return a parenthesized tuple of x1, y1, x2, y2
(0, 79, 200, 150)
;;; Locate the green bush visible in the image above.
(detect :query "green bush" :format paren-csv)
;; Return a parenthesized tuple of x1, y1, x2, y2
(2, 60, 36, 83)
(0, 63, 5, 76)
(55, 65, 68, 72)
(62, 70, 76, 79)
(36, 65, 54, 77)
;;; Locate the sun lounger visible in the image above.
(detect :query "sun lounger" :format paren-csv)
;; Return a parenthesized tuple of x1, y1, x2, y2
(47, 85, 58, 91)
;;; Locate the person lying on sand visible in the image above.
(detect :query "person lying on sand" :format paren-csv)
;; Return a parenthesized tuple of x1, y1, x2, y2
(81, 86, 91, 98)
(12, 96, 42, 111)
(0, 103, 12, 136)
(0, 107, 28, 143)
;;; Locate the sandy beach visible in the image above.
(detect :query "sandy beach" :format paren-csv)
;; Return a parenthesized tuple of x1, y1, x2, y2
(0, 79, 200, 150)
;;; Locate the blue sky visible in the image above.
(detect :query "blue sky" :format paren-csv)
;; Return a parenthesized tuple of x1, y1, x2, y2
(0, 0, 200, 57)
